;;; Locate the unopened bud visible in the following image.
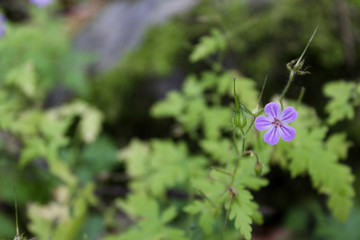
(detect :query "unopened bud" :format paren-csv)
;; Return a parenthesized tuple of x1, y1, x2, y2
(233, 110, 247, 129)
(254, 162, 262, 176)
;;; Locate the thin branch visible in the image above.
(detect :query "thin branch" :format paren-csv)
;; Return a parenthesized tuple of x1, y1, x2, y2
(13, 186, 20, 238)
(222, 190, 234, 240)
(257, 75, 268, 109)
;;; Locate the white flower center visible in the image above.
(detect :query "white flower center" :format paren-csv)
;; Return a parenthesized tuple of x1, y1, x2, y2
(271, 117, 283, 128)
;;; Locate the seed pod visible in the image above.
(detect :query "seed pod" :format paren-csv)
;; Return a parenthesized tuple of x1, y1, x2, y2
(233, 109, 247, 129)
(254, 162, 262, 176)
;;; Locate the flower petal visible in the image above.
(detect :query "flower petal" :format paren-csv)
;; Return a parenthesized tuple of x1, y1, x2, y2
(279, 124, 296, 142)
(264, 102, 281, 119)
(280, 106, 298, 123)
(264, 126, 280, 145)
(255, 115, 273, 131)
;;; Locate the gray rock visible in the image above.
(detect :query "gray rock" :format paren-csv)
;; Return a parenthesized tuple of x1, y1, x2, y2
(74, 0, 201, 74)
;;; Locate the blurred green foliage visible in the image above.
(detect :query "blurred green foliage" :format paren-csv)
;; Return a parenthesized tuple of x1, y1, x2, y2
(0, 0, 359, 240)
(0, 9, 89, 96)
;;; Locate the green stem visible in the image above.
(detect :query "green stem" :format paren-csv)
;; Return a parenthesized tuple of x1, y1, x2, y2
(279, 70, 295, 110)
(245, 109, 264, 135)
(212, 167, 233, 176)
(230, 134, 245, 186)
(296, 26, 318, 67)
(13, 186, 19, 237)
(244, 150, 260, 164)
(279, 26, 318, 109)
(257, 75, 268, 109)
(223, 132, 246, 238)
(296, 87, 306, 108)
(232, 131, 240, 156)
(222, 192, 234, 240)
(197, 188, 218, 210)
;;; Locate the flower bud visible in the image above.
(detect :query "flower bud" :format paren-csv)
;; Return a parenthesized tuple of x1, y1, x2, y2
(254, 162, 262, 176)
(233, 110, 247, 129)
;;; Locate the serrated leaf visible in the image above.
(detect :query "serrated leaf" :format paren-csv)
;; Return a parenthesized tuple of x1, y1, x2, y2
(183, 201, 203, 214)
(203, 107, 230, 140)
(234, 158, 269, 190)
(79, 107, 103, 144)
(200, 139, 233, 164)
(118, 139, 150, 177)
(324, 81, 356, 124)
(121, 139, 207, 197)
(190, 28, 226, 63)
(325, 133, 352, 160)
(6, 61, 38, 99)
(183, 75, 204, 97)
(161, 206, 177, 224)
(281, 103, 354, 222)
(225, 187, 254, 240)
(199, 210, 216, 234)
(115, 193, 186, 240)
(151, 91, 185, 118)
(231, 76, 259, 108)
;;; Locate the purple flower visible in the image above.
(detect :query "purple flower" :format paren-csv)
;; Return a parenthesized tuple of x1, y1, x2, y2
(255, 102, 297, 145)
(0, 15, 6, 38)
(29, 0, 55, 8)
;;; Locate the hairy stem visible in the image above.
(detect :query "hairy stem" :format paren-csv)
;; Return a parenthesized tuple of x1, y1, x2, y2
(197, 188, 218, 210)
(296, 86, 306, 108)
(13, 186, 19, 237)
(280, 70, 295, 110)
(222, 133, 246, 238)
(244, 150, 260, 164)
(257, 75, 268, 109)
(222, 192, 234, 240)
(245, 109, 264, 135)
(212, 166, 233, 176)
(279, 27, 318, 109)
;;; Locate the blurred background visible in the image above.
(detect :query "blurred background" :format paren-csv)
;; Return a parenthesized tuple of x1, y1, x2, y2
(0, 0, 359, 239)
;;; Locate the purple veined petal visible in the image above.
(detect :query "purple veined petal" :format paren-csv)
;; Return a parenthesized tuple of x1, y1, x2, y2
(29, 0, 54, 8)
(280, 106, 298, 123)
(264, 102, 281, 119)
(264, 126, 280, 145)
(255, 115, 273, 131)
(0, 14, 6, 38)
(279, 124, 296, 142)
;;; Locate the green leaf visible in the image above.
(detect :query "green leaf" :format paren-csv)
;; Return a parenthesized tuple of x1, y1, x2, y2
(48, 101, 103, 143)
(324, 81, 356, 125)
(77, 136, 118, 182)
(231, 76, 259, 108)
(325, 133, 352, 160)
(183, 75, 204, 97)
(281, 103, 354, 222)
(151, 91, 185, 118)
(200, 139, 233, 164)
(225, 187, 254, 240)
(121, 139, 207, 197)
(5, 61, 38, 99)
(203, 107, 230, 140)
(234, 157, 269, 190)
(161, 206, 177, 224)
(189, 28, 226, 63)
(184, 199, 217, 235)
(199, 210, 216, 234)
(115, 193, 186, 240)
(118, 139, 150, 178)
(183, 200, 203, 215)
